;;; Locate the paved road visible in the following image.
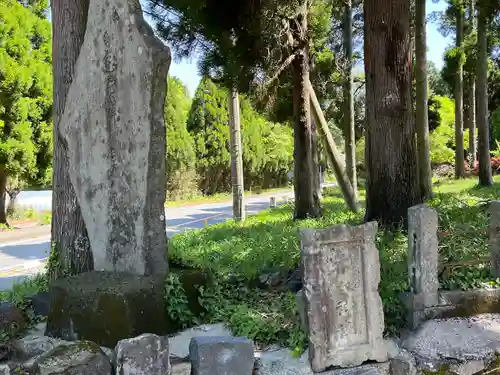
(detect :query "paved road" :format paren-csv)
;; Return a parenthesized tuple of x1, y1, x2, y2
(0, 189, 302, 291)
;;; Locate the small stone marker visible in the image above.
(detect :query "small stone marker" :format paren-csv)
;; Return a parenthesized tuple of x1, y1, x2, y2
(489, 201, 500, 278)
(407, 204, 439, 307)
(300, 222, 387, 372)
(115, 333, 170, 375)
(269, 196, 277, 208)
(189, 336, 254, 375)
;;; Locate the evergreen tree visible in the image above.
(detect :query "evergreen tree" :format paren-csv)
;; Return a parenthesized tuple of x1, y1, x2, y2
(0, 0, 52, 223)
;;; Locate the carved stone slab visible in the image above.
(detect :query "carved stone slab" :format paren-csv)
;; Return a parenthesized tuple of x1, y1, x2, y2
(59, 0, 170, 276)
(300, 222, 387, 372)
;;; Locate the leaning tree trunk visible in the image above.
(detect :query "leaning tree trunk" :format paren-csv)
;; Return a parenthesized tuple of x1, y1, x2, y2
(364, 0, 421, 226)
(415, 0, 433, 200)
(455, 4, 466, 178)
(476, 2, 492, 185)
(227, 85, 245, 221)
(51, 0, 93, 278)
(292, 2, 321, 220)
(0, 167, 8, 225)
(343, 0, 357, 196)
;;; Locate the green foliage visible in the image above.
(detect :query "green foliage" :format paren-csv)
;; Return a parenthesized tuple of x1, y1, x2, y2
(428, 95, 470, 164)
(165, 177, 500, 348)
(492, 108, 500, 143)
(0, 0, 52, 189)
(165, 76, 198, 200)
(188, 77, 293, 194)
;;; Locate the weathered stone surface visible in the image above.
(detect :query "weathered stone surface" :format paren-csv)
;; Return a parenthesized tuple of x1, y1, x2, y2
(35, 341, 112, 375)
(407, 205, 439, 308)
(171, 362, 191, 375)
(255, 348, 390, 375)
(169, 324, 232, 361)
(389, 350, 416, 375)
(59, 0, 170, 276)
(45, 271, 167, 348)
(115, 333, 169, 375)
(403, 314, 500, 373)
(0, 364, 9, 375)
(489, 201, 500, 278)
(189, 336, 254, 375)
(300, 222, 387, 372)
(15, 334, 67, 358)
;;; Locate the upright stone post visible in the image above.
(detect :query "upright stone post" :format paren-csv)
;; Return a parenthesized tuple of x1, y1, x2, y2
(300, 222, 387, 373)
(489, 201, 500, 278)
(408, 205, 439, 306)
(45, 0, 171, 346)
(405, 204, 439, 328)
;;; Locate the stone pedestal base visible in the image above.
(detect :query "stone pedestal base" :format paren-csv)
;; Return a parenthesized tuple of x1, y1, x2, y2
(45, 271, 166, 348)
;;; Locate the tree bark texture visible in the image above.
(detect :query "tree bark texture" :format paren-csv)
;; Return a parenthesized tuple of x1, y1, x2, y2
(51, 0, 93, 278)
(364, 0, 421, 226)
(227, 86, 245, 221)
(476, 3, 492, 185)
(343, 0, 357, 196)
(467, 0, 477, 168)
(455, 5, 465, 178)
(415, 0, 433, 200)
(0, 167, 8, 225)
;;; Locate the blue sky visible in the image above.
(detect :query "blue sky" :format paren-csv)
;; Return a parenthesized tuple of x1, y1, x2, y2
(161, 0, 452, 97)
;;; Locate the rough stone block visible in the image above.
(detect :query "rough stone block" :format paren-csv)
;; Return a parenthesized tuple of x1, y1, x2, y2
(45, 271, 167, 348)
(403, 314, 500, 374)
(489, 201, 500, 277)
(300, 222, 387, 372)
(390, 350, 416, 375)
(169, 324, 232, 362)
(407, 205, 439, 307)
(115, 333, 169, 375)
(189, 336, 254, 375)
(60, 0, 170, 276)
(35, 341, 112, 375)
(0, 364, 9, 375)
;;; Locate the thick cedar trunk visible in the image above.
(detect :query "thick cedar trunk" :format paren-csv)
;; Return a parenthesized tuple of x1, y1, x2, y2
(343, 0, 357, 196)
(227, 86, 245, 221)
(415, 0, 433, 200)
(0, 167, 7, 225)
(455, 5, 465, 178)
(51, 0, 93, 278)
(364, 0, 421, 226)
(476, 3, 492, 185)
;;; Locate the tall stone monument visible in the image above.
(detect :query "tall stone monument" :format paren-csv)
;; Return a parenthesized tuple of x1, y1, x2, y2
(45, 0, 171, 346)
(59, 0, 169, 276)
(300, 222, 387, 373)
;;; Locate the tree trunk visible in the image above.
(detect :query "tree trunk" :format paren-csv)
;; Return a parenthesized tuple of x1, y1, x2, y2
(0, 167, 8, 225)
(308, 81, 359, 212)
(51, 0, 93, 278)
(468, 0, 477, 168)
(227, 86, 245, 221)
(343, 0, 357, 196)
(476, 3, 492, 185)
(364, 0, 421, 226)
(415, 0, 433, 200)
(292, 2, 321, 220)
(455, 4, 465, 178)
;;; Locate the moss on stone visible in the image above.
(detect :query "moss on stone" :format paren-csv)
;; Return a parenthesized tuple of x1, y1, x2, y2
(45, 271, 168, 348)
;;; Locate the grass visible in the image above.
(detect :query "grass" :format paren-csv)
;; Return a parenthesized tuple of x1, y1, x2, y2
(167, 176, 500, 350)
